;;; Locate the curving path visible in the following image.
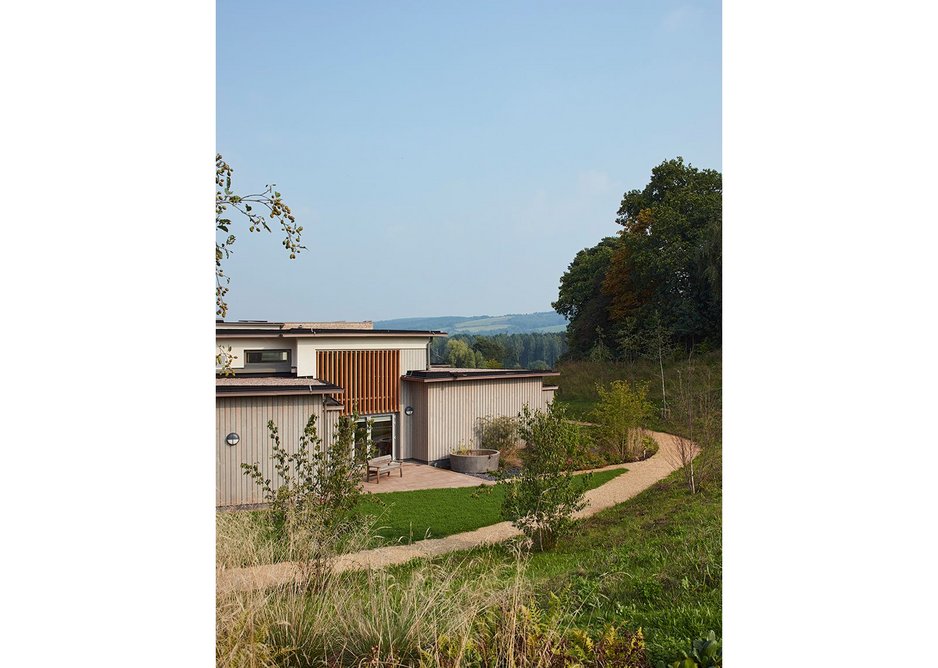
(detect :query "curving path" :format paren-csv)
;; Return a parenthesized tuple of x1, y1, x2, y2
(218, 430, 694, 593)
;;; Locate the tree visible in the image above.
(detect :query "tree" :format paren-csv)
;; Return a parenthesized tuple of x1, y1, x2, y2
(471, 336, 506, 364)
(501, 403, 587, 551)
(552, 237, 620, 357)
(552, 157, 721, 359)
(605, 157, 722, 351)
(591, 380, 653, 462)
(216, 153, 305, 319)
(445, 338, 483, 368)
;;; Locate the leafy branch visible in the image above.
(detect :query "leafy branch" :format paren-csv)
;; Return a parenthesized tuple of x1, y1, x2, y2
(215, 153, 306, 318)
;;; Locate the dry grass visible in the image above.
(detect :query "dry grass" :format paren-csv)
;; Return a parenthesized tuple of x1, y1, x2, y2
(217, 550, 522, 667)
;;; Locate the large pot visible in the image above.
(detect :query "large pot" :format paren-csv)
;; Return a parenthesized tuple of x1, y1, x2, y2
(449, 449, 500, 474)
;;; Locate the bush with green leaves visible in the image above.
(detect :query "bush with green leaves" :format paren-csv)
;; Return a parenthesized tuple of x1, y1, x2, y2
(657, 631, 721, 668)
(500, 403, 587, 551)
(240, 412, 373, 583)
(592, 379, 653, 462)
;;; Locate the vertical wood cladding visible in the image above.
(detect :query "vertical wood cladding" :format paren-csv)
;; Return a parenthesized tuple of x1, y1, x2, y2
(216, 395, 330, 507)
(316, 349, 400, 415)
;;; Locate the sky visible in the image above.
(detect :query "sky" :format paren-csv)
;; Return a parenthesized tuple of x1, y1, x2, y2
(217, 0, 721, 322)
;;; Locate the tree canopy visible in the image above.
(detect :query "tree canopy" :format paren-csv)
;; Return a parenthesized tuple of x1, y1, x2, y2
(554, 158, 721, 359)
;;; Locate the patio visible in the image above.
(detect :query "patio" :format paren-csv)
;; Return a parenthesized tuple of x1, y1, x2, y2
(362, 461, 495, 494)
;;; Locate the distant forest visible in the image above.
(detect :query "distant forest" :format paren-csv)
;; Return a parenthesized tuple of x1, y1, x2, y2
(430, 332, 567, 370)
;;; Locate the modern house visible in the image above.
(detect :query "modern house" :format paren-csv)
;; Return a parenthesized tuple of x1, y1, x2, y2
(216, 320, 558, 507)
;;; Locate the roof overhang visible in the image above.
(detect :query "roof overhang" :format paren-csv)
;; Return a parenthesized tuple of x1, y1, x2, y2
(402, 369, 560, 383)
(216, 379, 343, 398)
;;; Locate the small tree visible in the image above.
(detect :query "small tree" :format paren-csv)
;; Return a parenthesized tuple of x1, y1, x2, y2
(501, 404, 586, 551)
(591, 380, 653, 462)
(664, 365, 720, 494)
(241, 412, 372, 584)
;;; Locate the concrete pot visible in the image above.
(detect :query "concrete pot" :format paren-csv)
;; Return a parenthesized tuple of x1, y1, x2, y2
(449, 449, 500, 473)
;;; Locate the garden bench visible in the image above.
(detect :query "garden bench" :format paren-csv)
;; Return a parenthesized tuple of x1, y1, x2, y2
(367, 455, 403, 484)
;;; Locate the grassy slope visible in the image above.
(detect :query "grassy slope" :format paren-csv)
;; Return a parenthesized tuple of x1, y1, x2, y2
(358, 468, 624, 545)
(525, 464, 721, 662)
(390, 459, 721, 665)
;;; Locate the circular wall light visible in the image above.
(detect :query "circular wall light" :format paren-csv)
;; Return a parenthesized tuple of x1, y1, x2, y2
(225, 432, 240, 446)
(404, 406, 414, 416)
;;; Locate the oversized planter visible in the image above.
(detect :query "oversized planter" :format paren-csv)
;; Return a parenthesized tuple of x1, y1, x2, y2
(449, 449, 500, 473)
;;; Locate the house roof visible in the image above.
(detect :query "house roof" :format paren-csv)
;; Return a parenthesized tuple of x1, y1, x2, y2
(402, 368, 560, 383)
(216, 375, 343, 397)
(217, 326, 446, 338)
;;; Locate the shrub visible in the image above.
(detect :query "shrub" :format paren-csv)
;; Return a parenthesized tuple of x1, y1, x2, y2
(592, 380, 653, 462)
(657, 631, 721, 668)
(240, 413, 372, 584)
(501, 403, 587, 551)
(476, 415, 521, 467)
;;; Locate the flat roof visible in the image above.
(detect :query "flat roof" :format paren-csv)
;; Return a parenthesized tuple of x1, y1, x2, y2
(216, 375, 343, 397)
(403, 368, 560, 383)
(217, 327, 446, 338)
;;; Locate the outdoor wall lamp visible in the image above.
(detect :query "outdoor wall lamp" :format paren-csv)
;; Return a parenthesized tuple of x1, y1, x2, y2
(225, 432, 240, 446)
(404, 406, 414, 416)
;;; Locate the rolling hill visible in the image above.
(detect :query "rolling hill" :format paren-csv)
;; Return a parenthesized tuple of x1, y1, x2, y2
(375, 311, 567, 335)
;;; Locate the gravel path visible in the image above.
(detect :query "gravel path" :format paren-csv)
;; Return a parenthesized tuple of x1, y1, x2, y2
(218, 430, 693, 593)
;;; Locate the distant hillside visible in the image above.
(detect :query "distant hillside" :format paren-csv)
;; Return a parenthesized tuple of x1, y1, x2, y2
(376, 311, 567, 335)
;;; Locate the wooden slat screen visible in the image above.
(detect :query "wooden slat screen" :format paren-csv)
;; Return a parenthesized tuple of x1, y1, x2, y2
(316, 349, 400, 415)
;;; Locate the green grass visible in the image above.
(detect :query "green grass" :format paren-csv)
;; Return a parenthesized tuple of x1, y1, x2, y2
(357, 468, 625, 545)
(389, 451, 721, 665)
(524, 462, 721, 662)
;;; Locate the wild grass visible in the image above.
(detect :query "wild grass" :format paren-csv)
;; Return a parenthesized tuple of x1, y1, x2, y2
(553, 349, 722, 430)
(217, 555, 512, 667)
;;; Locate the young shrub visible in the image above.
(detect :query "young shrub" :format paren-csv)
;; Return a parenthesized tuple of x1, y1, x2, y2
(240, 412, 372, 584)
(476, 415, 521, 467)
(592, 380, 653, 462)
(658, 631, 722, 668)
(500, 403, 587, 551)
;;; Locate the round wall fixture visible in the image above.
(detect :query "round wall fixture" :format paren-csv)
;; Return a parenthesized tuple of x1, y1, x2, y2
(225, 432, 240, 446)
(404, 406, 414, 416)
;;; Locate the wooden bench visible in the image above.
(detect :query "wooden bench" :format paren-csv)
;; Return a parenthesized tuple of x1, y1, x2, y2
(367, 455, 403, 484)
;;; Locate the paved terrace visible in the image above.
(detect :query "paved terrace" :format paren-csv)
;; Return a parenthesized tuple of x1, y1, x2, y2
(363, 461, 495, 493)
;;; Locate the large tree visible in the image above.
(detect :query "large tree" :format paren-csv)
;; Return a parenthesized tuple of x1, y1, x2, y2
(606, 157, 721, 351)
(552, 236, 620, 358)
(553, 158, 722, 358)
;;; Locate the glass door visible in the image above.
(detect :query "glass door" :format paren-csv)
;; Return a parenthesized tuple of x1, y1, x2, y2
(355, 415, 395, 459)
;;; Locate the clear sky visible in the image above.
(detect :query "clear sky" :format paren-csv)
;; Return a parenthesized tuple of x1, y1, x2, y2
(217, 0, 721, 322)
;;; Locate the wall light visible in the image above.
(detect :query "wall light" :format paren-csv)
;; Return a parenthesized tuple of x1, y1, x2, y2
(404, 406, 414, 416)
(225, 432, 240, 446)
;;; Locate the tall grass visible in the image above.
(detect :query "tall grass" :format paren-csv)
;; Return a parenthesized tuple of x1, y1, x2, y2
(554, 349, 722, 434)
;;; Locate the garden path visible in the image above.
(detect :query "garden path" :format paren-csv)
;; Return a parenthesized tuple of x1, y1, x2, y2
(218, 430, 694, 593)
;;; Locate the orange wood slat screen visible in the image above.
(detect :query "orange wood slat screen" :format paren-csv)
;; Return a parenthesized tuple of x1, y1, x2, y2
(316, 349, 400, 415)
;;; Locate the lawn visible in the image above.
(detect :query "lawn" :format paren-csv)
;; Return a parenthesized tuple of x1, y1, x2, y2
(357, 468, 625, 545)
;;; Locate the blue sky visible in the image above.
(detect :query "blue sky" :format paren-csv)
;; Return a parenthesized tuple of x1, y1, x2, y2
(217, 0, 721, 322)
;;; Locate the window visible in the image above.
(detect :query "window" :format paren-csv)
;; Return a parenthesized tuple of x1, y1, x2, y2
(244, 349, 291, 368)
